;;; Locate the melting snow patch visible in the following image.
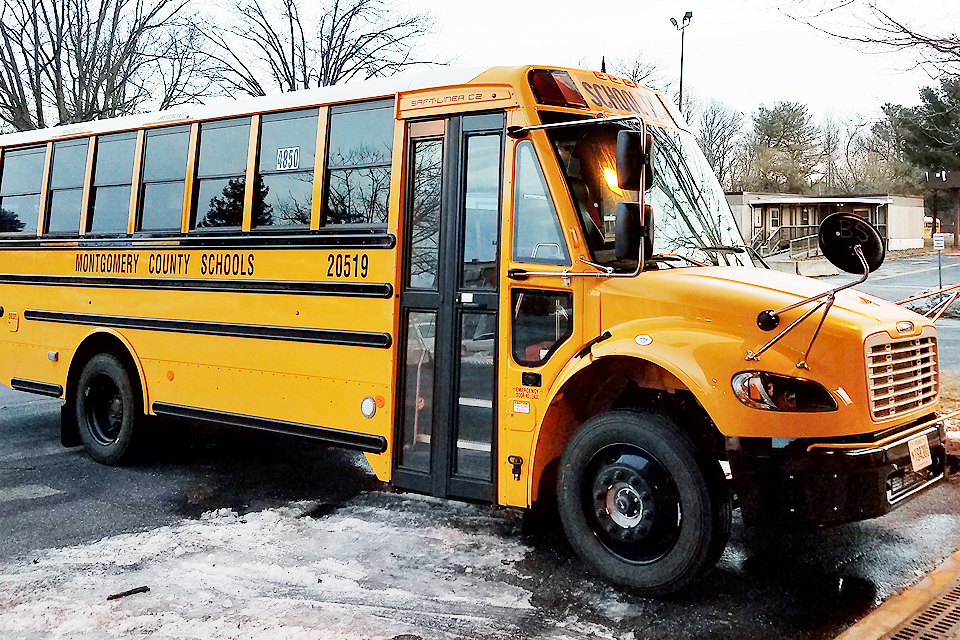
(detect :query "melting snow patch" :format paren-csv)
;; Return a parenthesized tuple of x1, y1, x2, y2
(0, 495, 538, 639)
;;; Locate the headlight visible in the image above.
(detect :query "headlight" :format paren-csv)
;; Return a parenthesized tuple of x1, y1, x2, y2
(731, 372, 837, 412)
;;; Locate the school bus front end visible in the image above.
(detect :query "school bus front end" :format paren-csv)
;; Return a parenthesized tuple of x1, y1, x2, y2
(485, 66, 946, 595)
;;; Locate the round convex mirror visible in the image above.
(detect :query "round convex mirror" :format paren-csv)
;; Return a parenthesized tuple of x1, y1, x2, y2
(818, 212, 885, 274)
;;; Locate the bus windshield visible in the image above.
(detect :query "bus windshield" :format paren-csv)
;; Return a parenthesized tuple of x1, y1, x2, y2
(547, 121, 752, 268)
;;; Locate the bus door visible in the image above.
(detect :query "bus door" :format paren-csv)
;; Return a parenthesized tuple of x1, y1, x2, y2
(393, 113, 505, 501)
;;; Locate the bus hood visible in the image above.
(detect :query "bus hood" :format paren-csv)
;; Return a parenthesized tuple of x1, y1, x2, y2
(597, 266, 928, 335)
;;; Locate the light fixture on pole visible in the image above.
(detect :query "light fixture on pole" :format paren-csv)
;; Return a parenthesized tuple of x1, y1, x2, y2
(669, 11, 693, 113)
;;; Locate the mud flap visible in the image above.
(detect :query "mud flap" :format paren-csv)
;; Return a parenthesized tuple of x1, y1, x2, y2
(60, 401, 81, 448)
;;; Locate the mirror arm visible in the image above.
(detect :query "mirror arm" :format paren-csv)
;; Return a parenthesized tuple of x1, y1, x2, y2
(747, 296, 831, 362)
(578, 256, 615, 273)
(507, 114, 643, 138)
(749, 245, 868, 367)
(758, 245, 869, 330)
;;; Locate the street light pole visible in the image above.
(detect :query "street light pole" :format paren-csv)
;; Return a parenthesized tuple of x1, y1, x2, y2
(670, 11, 693, 113)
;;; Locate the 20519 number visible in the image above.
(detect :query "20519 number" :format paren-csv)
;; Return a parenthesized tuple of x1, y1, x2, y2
(327, 253, 369, 278)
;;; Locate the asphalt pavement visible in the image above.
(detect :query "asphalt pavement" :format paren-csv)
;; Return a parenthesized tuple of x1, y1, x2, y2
(0, 382, 958, 640)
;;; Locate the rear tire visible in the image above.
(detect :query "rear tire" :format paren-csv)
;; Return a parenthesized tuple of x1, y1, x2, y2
(75, 353, 141, 465)
(557, 410, 731, 595)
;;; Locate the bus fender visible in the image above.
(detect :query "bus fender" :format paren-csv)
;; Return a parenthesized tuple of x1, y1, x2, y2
(526, 318, 743, 503)
(68, 328, 150, 415)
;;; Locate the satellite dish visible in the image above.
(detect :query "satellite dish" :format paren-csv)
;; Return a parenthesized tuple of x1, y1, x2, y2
(818, 212, 885, 274)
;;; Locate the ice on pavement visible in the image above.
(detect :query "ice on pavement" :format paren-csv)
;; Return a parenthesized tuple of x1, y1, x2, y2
(0, 492, 626, 639)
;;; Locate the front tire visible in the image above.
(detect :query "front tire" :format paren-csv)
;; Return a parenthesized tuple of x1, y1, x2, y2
(75, 353, 141, 465)
(557, 410, 730, 595)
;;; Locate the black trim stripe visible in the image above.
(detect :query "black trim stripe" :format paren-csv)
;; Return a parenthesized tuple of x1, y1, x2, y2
(23, 309, 393, 349)
(0, 231, 397, 251)
(0, 274, 393, 298)
(152, 402, 388, 454)
(10, 378, 63, 398)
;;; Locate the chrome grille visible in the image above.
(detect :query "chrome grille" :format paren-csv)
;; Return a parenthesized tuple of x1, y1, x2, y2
(866, 333, 938, 421)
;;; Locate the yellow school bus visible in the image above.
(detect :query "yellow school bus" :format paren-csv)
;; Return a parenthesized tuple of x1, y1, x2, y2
(0, 66, 946, 595)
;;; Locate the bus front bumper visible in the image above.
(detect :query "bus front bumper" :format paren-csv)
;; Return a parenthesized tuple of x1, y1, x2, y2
(728, 421, 947, 527)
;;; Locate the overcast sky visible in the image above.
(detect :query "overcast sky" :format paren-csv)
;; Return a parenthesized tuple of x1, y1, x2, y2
(406, 0, 952, 125)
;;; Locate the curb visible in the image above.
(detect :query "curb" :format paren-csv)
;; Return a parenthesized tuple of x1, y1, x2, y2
(834, 548, 960, 640)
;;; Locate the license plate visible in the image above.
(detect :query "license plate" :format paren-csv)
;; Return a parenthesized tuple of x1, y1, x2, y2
(908, 434, 932, 472)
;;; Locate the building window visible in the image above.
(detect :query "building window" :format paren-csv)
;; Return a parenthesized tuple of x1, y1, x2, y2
(0, 145, 45, 235)
(769, 207, 780, 229)
(323, 100, 393, 226)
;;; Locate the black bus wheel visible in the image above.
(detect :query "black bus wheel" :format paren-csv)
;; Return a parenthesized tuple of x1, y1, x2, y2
(75, 353, 141, 465)
(557, 410, 731, 595)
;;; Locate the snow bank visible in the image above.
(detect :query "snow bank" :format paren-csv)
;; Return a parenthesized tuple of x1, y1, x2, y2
(0, 495, 542, 640)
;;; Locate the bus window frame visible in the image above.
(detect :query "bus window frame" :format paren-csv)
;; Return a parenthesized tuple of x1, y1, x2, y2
(251, 107, 321, 232)
(136, 124, 192, 236)
(190, 115, 254, 233)
(85, 129, 139, 237)
(0, 143, 49, 237)
(322, 98, 394, 229)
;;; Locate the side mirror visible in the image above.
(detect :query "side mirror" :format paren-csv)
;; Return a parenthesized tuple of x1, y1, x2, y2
(616, 130, 655, 192)
(615, 202, 641, 260)
(642, 203, 654, 257)
(818, 212, 885, 274)
(616, 202, 652, 262)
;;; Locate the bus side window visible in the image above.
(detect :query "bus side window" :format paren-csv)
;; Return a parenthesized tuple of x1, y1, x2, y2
(193, 117, 251, 229)
(88, 132, 136, 235)
(46, 139, 89, 235)
(139, 125, 190, 232)
(511, 289, 573, 366)
(323, 100, 393, 226)
(0, 145, 46, 235)
(254, 109, 318, 229)
(512, 141, 570, 265)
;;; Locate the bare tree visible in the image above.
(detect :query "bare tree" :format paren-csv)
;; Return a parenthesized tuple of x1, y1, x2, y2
(202, 0, 438, 97)
(781, 1, 960, 76)
(689, 97, 745, 190)
(0, 0, 210, 131)
(818, 116, 843, 193)
(609, 51, 673, 93)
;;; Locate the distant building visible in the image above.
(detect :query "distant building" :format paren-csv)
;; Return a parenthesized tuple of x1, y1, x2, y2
(725, 192, 924, 256)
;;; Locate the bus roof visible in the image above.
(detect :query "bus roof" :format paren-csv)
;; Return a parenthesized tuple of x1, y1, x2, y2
(0, 65, 680, 148)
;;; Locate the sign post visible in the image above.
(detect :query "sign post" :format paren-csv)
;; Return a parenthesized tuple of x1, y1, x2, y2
(934, 233, 946, 288)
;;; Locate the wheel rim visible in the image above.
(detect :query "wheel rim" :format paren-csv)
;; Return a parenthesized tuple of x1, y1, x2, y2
(84, 373, 124, 446)
(582, 443, 683, 564)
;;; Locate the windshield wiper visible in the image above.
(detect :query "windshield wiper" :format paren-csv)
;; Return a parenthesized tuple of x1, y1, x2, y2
(698, 245, 770, 269)
(699, 245, 745, 253)
(648, 254, 708, 267)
